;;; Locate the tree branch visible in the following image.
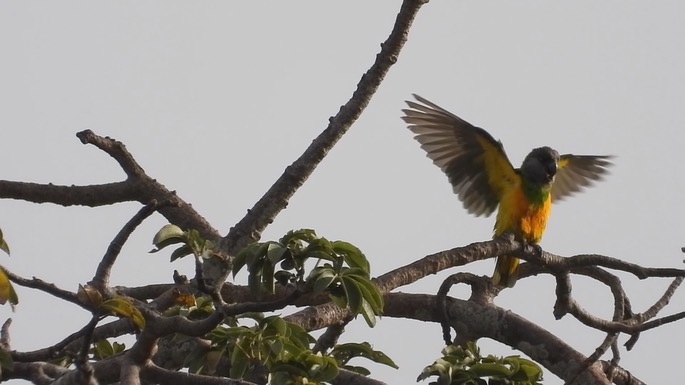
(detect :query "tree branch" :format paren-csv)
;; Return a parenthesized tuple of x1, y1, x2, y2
(220, 0, 428, 255)
(91, 200, 165, 291)
(382, 292, 617, 385)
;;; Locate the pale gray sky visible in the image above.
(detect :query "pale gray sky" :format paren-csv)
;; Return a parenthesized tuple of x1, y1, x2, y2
(1, 1, 684, 384)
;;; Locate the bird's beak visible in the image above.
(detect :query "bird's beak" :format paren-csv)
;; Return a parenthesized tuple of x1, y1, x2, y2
(547, 162, 557, 180)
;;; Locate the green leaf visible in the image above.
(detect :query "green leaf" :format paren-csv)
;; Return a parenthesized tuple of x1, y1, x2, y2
(150, 224, 186, 251)
(311, 268, 337, 293)
(280, 229, 317, 246)
(342, 365, 370, 376)
(248, 264, 263, 294)
(92, 339, 115, 359)
(0, 267, 18, 306)
(304, 250, 336, 262)
(332, 342, 398, 369)
(263, 316, 288, 337)
(100, 298, 145, 330)
(329, 292, 348, 309)
(247, 243, 270, 270)
(310, 354, 339, 382)
(358, 297, 377, 327)
(230, 338, 251, 379)
(270, 361, 310, 379)
(267, 243, 288, 265)
(340, 276, 363, 314)
(470, 362, 513, 377)
(332, 241, 368, 272)
(347, 274, 383, 315)
(232, 244, 257, 276)
(261, 259, 276, 294)
(170, 245, 193, 262)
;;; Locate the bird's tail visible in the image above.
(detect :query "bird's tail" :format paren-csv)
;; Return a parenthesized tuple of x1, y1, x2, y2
(492, 255, 520, 288)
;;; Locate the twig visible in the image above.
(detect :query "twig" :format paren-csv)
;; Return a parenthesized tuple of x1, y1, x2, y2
(2, 267, 81, 307)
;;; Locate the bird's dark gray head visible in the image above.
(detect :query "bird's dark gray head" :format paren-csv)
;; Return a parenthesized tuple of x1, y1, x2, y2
(520, 146, 560, 187)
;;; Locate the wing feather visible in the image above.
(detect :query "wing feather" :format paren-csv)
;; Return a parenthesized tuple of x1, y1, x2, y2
(552, 155, 613, 201)
(402, 94, 518, 217)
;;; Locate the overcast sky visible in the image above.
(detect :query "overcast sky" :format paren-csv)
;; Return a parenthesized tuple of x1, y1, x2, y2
(1, 2, 685, 384)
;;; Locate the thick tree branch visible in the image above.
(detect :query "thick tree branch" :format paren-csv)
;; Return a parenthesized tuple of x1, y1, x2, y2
(382, 292, 618, 385)
(0, 180, 137, 206)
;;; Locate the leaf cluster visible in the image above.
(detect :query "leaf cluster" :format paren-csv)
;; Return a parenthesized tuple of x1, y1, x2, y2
(185, 314, 396, 385)
(233, 229, 383, 327)
(418, 342, 543, 385)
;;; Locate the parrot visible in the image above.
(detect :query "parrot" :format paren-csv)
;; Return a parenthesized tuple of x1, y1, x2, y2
(402, 94, 612, 287)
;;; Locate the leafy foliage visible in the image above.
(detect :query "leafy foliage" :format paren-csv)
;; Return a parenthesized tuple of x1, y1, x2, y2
(418, 342, 543, 385)
(233, 229, 383, 327)
(185, 314, 397, 384)
(150, 227, 393, 382)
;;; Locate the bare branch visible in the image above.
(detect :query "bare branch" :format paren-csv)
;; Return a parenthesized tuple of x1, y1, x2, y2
(0, 180, 137, 206)
(375, 237, 522, 293)
(3, 266, 82, 307)
(220, 0, 429, 254)
(0, 130, 220, 241)
(76, 130, 146, 179)
(91, 200, 165, 291)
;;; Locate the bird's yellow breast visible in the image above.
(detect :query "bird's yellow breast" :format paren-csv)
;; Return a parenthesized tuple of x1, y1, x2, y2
(494, 185, 551, 243)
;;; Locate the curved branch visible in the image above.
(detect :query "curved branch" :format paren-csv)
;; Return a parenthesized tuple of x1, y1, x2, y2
(375, 237, 521, 293)
(91, 200, 166, 291)
(220, 0, 428, 254)
(76, 130, 146, 179)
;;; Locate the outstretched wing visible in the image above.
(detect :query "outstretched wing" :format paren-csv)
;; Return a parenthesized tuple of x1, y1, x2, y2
(401, 94, 518, 217)
(552, 155, 613, 201)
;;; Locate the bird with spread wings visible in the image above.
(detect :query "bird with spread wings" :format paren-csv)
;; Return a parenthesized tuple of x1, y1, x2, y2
(402, 94, 612, 287)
